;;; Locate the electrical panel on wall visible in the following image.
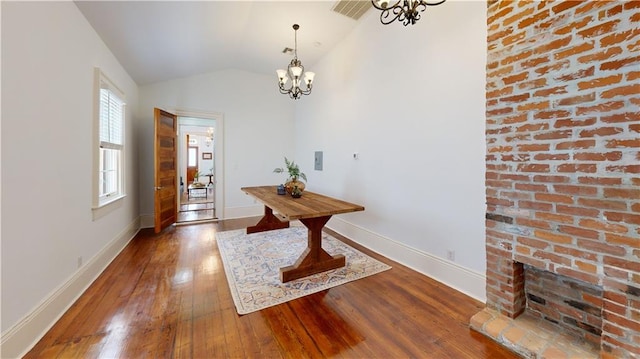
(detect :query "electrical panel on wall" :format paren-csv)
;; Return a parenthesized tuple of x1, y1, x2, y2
(314, 151, 323, 171)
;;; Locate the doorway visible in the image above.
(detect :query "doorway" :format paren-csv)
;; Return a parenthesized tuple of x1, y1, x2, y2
(176, 114, 223, 223)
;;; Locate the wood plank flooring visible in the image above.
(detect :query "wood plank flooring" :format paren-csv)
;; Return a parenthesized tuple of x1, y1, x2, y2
(178, 189, 216, 222)
(24, 218, 517, 358)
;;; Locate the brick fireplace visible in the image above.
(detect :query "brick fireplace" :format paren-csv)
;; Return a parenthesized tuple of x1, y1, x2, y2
(470, 1, 639, 358)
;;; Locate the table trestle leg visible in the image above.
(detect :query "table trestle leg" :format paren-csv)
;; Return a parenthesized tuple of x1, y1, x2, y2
(280, 215, 346, 282)
(246, 206, 290, 234)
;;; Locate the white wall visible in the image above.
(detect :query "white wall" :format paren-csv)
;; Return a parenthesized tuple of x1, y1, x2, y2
(295, 2, 488, 297)
(0, 2, 487, 355)
(1, 2, 139, 356)
(137, 69, 296, 220)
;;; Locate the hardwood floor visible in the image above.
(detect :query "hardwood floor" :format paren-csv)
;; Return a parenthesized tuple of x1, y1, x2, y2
(178, 189, 216, 223)
(25, 218, 517, 358)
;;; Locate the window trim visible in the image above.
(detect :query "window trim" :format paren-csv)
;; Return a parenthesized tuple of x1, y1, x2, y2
(92, 68, 126, 219)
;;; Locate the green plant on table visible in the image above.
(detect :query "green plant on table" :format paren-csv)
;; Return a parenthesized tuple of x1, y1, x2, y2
(274, 157, 307, 194)
(273, 157, 307, 182)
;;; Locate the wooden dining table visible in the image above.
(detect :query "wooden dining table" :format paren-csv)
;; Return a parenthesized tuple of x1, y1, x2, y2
(241, 186, 365, 282)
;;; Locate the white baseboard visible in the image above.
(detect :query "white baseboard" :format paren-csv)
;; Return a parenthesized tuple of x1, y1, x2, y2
(0, 218, 141, 358)
(327, 217, 487, 303)
(223, 204, 263, 220)
(140, 213, 154, 228)
(139, 204, 262, 229)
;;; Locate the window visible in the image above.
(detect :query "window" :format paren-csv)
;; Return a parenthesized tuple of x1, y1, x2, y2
(188, 146, 198, 167)
(94, 68, 125, 210)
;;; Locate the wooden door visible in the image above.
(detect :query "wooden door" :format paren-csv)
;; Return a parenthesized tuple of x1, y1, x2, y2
(186, 137, 198, 184)
(154, 108, 178, 233)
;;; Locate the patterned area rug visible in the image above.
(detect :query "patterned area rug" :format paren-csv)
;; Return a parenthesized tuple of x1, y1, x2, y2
(216, 226, 391, 315)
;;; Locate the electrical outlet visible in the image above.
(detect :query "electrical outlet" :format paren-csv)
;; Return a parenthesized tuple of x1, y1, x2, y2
(77, 256, 83, 268)
(447, 250, 455, 261)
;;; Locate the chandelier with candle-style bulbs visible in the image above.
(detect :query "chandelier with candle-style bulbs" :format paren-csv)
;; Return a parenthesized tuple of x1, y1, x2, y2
(371, 0, 445, 26)
(276, 24, 315, 100)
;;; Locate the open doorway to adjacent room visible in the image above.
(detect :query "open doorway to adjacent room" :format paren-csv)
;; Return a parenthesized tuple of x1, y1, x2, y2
(176, 114, 223, 223)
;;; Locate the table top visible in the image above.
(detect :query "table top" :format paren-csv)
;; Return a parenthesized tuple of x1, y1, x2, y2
(241, 186, 364, 221)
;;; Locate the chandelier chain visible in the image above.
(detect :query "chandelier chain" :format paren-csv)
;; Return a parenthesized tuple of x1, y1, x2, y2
(294, 26, 298, 60)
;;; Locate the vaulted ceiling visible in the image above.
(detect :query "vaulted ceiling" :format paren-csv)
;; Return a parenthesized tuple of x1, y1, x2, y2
(75, 1, 371, 85)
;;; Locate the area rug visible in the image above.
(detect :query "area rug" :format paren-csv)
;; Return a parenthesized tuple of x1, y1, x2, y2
(216, 226, 391, 315)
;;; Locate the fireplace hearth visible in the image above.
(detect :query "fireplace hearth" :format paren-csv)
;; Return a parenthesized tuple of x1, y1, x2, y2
(470, 263, 605, 358)
(471, 307, 599, 358)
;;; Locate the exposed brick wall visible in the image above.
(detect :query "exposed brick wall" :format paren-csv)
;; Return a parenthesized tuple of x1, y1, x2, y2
(525, 264, 603, 346)
(483, 1, 639, 357)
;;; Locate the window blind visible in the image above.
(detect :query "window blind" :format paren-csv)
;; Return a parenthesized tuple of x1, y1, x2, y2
(99, 85, 124, 149)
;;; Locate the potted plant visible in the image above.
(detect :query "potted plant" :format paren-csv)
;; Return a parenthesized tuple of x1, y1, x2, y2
(192, 169, 205, 187)
(273, 157, 307, 194)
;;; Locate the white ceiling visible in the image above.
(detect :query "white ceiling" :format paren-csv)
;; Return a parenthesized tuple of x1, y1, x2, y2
(75, 1, 369, 85)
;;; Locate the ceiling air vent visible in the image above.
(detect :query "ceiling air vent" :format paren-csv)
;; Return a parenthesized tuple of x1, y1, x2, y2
(331, 0, 372, 21)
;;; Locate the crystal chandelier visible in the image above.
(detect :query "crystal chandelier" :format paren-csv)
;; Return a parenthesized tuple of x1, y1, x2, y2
(205, 127, 213, 147)
(276, 24, 315, 100)
(371, 0, 445, 26)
